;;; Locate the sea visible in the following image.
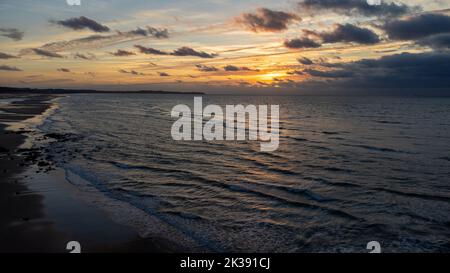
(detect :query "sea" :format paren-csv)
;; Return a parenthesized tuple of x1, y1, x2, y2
(37, 94, 450, 252)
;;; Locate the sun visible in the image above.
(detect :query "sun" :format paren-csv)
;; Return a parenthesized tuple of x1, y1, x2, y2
(259, 72, 285, 81)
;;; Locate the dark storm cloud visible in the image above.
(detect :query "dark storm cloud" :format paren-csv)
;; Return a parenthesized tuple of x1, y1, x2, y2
(320, 23, 380, 44)
(51, 16, 110, 32)
(235, 8, 301, 32)
(286, 23, 380, 49)
(196, 64, 219, 72)
(284, 37, 322, 49)
(418, 33, 450, 49)
(0, 65, 22, 71)
(172, 47, 216, 58)
(159, 72, 170, 77)
(308, 52, 450, 89)
(299, 0, 416, 17)
(223, 65, 259, 72)
(134, 45, 216, 58)
(298, 57, 314, 65)
(0, 52, 18, 59)
(383, 14, 450, 41)
(57, 68, 71, 73)
(134, 45, 169, 55)
(305, 68, 354, 78)
(0, 28, 24, 41)
(110, 49, 135, 56)
(32, 48, 64, 58)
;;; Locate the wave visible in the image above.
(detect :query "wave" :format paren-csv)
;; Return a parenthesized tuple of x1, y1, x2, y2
(342, 143, 411, 154)
(438, 156, 450, 162)
(371, 187, 450, 203)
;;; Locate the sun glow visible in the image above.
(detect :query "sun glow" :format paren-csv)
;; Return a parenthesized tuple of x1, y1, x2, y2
(259, 72, 285, 81)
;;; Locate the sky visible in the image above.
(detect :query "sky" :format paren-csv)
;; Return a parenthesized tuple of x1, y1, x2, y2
(0, 0, 450, 94)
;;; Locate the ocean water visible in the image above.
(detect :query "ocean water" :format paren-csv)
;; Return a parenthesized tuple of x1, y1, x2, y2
(39, 94, 450, 252)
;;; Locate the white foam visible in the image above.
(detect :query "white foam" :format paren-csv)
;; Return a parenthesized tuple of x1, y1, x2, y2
(64, 166, 205, 251)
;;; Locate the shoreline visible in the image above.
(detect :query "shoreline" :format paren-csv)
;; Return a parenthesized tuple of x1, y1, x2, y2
(0, 94, 189, 253)
(0, 94, 68, 252)
(0, 86, 205, 95)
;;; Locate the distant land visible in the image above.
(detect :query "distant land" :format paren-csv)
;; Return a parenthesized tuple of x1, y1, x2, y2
(0, 86, 205, 95)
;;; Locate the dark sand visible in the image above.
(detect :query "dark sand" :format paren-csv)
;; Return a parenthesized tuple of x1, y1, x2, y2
(0, 94, 186, 253)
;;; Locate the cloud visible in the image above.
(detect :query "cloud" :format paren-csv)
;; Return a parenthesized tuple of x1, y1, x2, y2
(127, 27, 148, 37)
(134, 45, 216, 58)
(57, 68, 71, 73)
(284, 37, 321, 48)
(134, 45, 169, 55)
(0, 52, 18, 59)
(38, 35, 115, 52)
(73, 52, 96, 60)
(319, 23, 380, 44)
(110, 49, 135, 56)
(271, 78, 298, 87)
(123, 26, 169, 39)
(31, 48, 64, 58)
(118, 69, 145, 76)
(147, 27, 170, 39)
(287, 70, 304, 75)
(85, 72, 96, 78)
(307, 52, 450, 89)
(305, 68, 354, 78)
(235, 8, 301, 32)
(418, 33, 450, 49)
(0, 28, 24, 41)
(159, 72, 170, 77)
(238, 81, 252, 87)
(384, 14, 450, 41)
(298, 57, 314, 65)
(172, 47, 216, 58)
(0, 65, 22, 71)
(37, 27, 168, 53)
(51, 16, 110, 32)
(196, 64, 219, 72)
(223, 65, 240, 71)
(223, 65, 259, 71)
(287, 23, 380, 49)
(299, 0, 417, 17)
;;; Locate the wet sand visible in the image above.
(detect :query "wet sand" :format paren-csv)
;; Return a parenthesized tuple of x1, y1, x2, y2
(0, 94, 185, 253)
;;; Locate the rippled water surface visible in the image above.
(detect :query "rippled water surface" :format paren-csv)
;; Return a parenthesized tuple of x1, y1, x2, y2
(40, 94, 450, 252)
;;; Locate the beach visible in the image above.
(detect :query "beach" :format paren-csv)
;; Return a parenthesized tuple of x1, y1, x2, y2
(0, 94, 189, 253)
